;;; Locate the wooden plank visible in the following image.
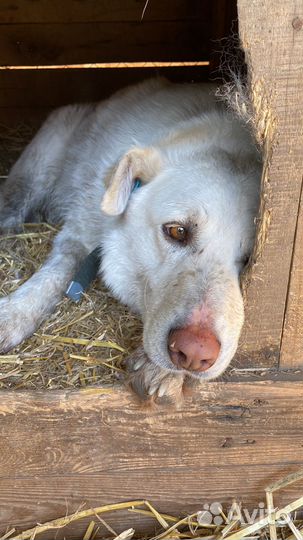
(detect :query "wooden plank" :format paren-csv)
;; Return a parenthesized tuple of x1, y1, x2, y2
(0, 65, 209, 130)
(2, 465, 303, 540)
(235, 0, 303, 367)
(280, 177, 303, 367)
(0, 0, 207, 24)
(0, 66, 209, 112)
(2, 384, 303, 475)
(1, 382, 303, 538)
(0, 21, 210, 66)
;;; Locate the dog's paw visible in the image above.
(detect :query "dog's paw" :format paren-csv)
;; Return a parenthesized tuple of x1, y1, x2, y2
(126, 347, 190, 405)
(0, 296, 36, 353)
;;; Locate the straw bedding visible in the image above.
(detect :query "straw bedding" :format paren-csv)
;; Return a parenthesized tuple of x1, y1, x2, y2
(0, 124, 142, 390)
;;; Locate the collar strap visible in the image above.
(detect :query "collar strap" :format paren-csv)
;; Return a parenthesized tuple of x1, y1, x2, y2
(132, 178, 142, 192)
(66, 247, 100, 302)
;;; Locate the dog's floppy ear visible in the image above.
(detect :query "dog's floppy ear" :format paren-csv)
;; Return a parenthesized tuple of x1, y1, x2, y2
(101, 147, 162, 216)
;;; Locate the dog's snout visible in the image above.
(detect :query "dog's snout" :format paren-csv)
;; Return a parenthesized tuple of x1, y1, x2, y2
(168, 327, 221, 372)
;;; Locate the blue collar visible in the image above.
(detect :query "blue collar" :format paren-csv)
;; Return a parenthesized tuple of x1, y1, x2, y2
(132, 178, 142, 192)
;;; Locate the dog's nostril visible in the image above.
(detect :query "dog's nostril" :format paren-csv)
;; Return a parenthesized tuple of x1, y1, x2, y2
(200, 359, 209, 370)
(176, 351, 190, 369)
(169, 349, 188, 369)
(177, 351, 186, 363)
(197, 357, 216, 372)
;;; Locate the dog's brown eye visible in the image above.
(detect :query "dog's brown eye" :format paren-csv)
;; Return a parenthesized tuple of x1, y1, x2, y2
(163, 223, 189, 243)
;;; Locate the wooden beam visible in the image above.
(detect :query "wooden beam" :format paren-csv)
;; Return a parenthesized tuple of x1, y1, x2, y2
(235, 0, 303, 367)
(1, 382, 303, 538)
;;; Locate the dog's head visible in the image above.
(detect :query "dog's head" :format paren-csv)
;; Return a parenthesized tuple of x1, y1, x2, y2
(101, 119, 261, 380)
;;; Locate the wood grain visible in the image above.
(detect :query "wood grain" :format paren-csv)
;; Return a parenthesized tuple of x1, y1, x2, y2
(0, 382, 303, 538)
(235, 0, 303, 367)
(280, 177, 303, 366)
(0, 0, 207, 24)
(0, 21, 210, 67)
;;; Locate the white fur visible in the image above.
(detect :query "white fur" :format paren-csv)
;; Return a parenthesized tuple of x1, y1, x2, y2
(0, 78, 261, 396)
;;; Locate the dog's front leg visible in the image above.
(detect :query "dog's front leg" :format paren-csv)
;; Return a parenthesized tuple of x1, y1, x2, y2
(0, 227, 89, 352)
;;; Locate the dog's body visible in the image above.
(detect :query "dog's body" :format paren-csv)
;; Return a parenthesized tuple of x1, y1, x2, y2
(0, 78, 261, 399)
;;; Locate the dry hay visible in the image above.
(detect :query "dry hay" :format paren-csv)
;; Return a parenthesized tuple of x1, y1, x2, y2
(0, 222, 142, 389)
(3, 470, 303, 540)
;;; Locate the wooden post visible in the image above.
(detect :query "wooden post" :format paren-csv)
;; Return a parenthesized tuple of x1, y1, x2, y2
(236, 0, 303, 368)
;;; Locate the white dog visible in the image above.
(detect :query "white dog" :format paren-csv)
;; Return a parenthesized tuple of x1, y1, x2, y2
(0, 78, 261, 400)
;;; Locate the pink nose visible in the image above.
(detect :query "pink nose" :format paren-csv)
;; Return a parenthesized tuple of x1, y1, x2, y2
(168, 326, 221, 372)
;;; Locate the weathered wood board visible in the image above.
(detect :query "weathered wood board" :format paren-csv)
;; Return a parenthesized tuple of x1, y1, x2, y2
(236, 0, 303, 367)
(281, 178, 303, 367)
(1, 382, 303, 539)
(0, 21, 210, 66)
